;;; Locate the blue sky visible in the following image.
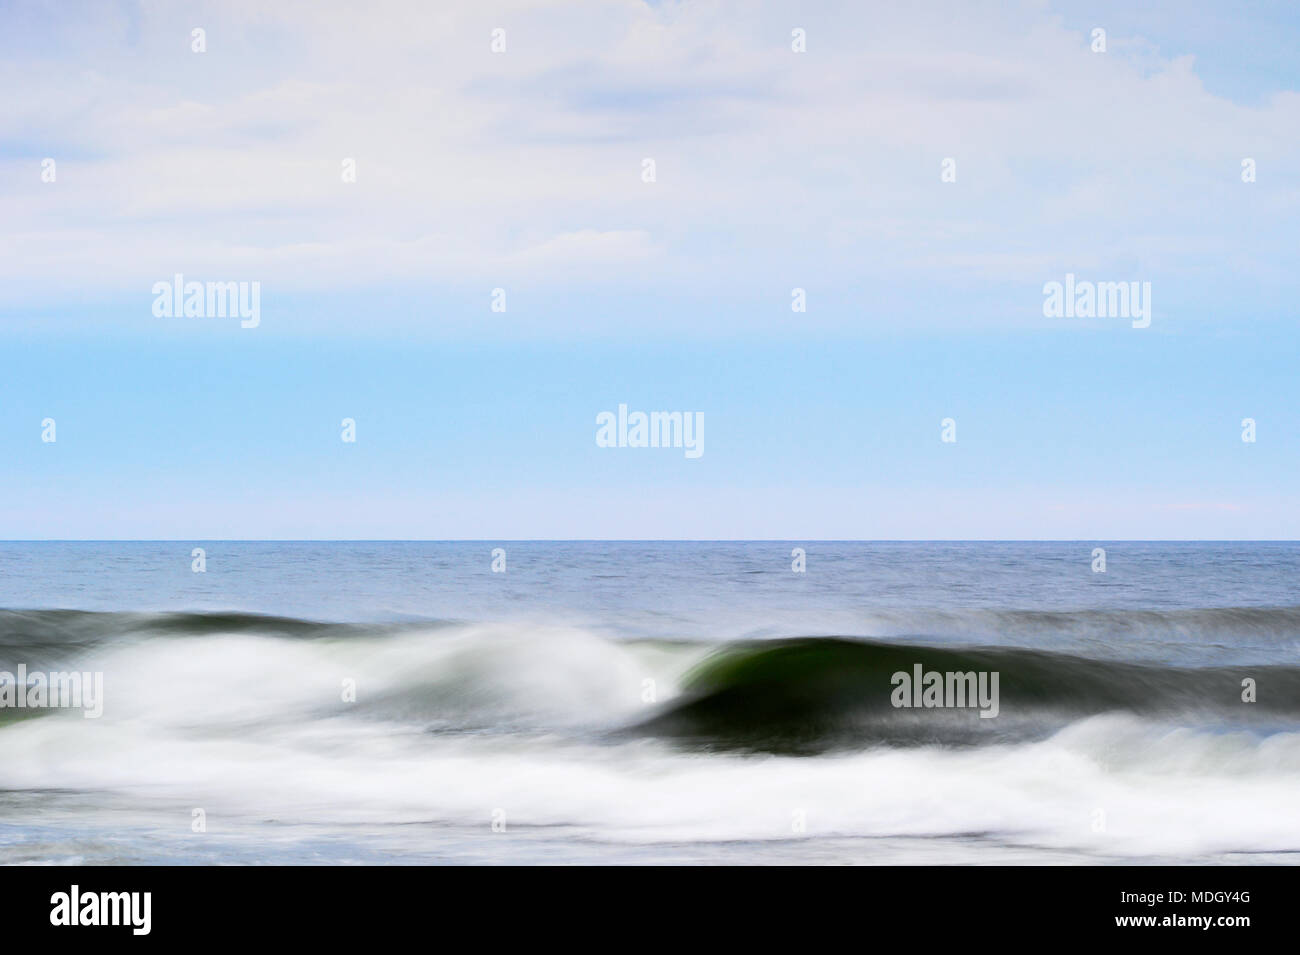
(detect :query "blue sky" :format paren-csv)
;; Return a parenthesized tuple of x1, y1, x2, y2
(2, 0, 1298, 538)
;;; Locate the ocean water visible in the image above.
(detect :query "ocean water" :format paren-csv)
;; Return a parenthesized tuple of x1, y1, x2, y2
(0, 541, 1298, 865)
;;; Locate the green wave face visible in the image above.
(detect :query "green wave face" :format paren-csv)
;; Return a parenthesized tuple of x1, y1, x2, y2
(635, 637, 1300, 754)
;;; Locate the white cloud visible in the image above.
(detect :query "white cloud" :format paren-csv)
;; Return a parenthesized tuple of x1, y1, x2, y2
(1, 0, 1296, 329)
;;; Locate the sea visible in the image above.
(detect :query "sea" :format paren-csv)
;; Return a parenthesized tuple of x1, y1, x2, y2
(0, 541, 1297, 865)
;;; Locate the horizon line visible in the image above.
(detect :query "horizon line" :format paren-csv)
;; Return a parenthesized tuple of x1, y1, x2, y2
(3, 539, 1299, 545)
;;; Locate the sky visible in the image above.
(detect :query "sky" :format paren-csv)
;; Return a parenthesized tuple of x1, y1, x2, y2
(1, 0, 1298, 539)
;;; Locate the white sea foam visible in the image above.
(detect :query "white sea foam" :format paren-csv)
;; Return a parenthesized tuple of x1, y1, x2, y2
(1, 623, 1297, 863)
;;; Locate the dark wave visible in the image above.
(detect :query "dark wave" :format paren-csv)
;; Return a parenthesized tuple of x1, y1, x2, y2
(0, 609, 410, 660)
(5, 609, 1300, 750)
(633, 637, 1300, 754)
(6, 603, 1300, 646)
